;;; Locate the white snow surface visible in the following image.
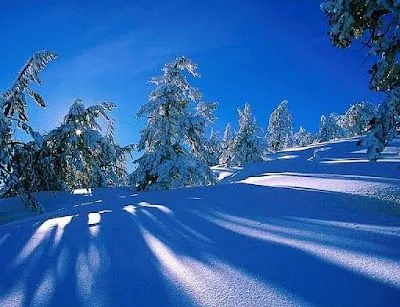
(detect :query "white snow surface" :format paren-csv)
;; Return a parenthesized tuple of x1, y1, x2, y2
(0, 138, 400, 306)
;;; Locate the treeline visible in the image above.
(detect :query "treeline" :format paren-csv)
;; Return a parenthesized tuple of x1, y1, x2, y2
(206, 99, 377, 167)
(0, 53, 380, 212)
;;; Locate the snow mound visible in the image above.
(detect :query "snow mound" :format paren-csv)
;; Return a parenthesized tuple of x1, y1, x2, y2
(0, 138, 399, 306)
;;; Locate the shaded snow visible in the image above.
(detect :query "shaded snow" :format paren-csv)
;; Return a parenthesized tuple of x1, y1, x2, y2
(0, 138, 399, 306)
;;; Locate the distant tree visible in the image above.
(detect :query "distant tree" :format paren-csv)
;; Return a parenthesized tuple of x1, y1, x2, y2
(231, 103, 264, 166)
(333, 113, 349, 138)
(294, 126, 314, 147)
(203, 129, 221, 166)
(318, 115, 330, 142)
(318, 113, 347, 142)
(132, 56, 217, 190)
(0, 51, 56, 212)
(344, 102, 376, 136)
(268, 100, 293, 151)
(219, 123, 235, 166)
(321, 0, 400, 160)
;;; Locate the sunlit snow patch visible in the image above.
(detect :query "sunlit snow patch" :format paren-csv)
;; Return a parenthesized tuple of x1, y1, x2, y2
(137, 201, 173, 215)
(13, 215, 72, 267)
(123, 205, 137, 215)
(211, 166, 243, 181)
(240, 172, 400, 200)
(88, 213, 101, 236)
(278, 155, 298, 160)
(73, 188, 92, 195)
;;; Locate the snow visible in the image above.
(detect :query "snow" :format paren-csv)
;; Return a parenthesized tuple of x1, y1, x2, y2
(211, 165, 243, 181)
(0, 138, 400, 306)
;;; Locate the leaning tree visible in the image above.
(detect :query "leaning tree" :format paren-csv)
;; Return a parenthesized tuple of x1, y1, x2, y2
(0, 51, 56, 212)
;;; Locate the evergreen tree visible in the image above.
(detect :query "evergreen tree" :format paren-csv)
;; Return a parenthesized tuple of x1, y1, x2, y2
(318, 113, 347, 142)
(294, 126, 314, 147)
(344, 101, 376, 136)
(331, 113, 349, 139)
(41, 99, 128, 190)
(6, 104, 133, 197)
(203, 129, 221, 166)
(318, 115, 330, 142)
(267, 100, 293, 151)
(231, 103, 264, 166)
(219, 123, 235, 166)
(321, 0, 400, 159)
(7, 138, 61, 196)
(361, 90, 400, 161)
(132, 56, 217, 190)
(0, 51, 56, 212)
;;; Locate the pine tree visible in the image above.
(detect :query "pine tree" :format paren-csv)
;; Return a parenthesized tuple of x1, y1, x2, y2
(0, 51, 57, 212)
(231, 103, 264, 166)
(219, 123, 234, 166)
(267, 100, 293, 151)
(321, 0, 400, 159)
(318, 113, 347, 142)
(331, 113, 348, 139)
(294, 126, 314, 147)
(132, 56, 217, 190)
(318, 115, 330, 142)
(6, 101, 133, 195)
(344, 101, 376, 136)
(41, 99, 127, 190)
(6, 138, 62, 196)
(361, 90, 400, 161)
(203, 129, 221, 166)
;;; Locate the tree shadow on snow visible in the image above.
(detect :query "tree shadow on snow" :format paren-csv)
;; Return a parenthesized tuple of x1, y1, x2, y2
(0, 183, 399, 306)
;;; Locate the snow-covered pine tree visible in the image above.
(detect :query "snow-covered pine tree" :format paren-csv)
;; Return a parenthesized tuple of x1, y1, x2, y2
(219, 123, 235, 166)
(318, 115, 330, 142)
(42, 99, 124, 190)
(267, 100, 293, 151)
(318, 113, 347, 142)
(132, 56, 217, 191)
(231, 103, 264, 166)
(332, 113, 349, 138)
(203, 129, 221, 166)
(344, 101, 376, 136)
(361, 90, 400, 161)
(321, 0, 400, 159)
(0, 51, 57, 212)
(294, 126, 314, 147)
(6, 102, 133, 195)
(5, 136, 61, 196)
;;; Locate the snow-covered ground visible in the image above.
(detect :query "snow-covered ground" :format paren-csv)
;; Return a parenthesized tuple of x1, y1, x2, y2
(0, 138, 399, 306)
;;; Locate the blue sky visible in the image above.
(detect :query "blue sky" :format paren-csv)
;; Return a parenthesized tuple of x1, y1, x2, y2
(0, 0, 383, 147)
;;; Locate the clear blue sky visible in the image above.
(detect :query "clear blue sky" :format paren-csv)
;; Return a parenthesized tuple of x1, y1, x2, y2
(0, 0, 383, 147)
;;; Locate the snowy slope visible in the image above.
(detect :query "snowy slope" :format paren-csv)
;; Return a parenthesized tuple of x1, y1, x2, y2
(0, 138, 400, 306)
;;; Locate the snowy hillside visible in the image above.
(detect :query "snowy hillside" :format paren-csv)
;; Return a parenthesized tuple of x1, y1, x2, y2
(0, 138, 400, 306)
